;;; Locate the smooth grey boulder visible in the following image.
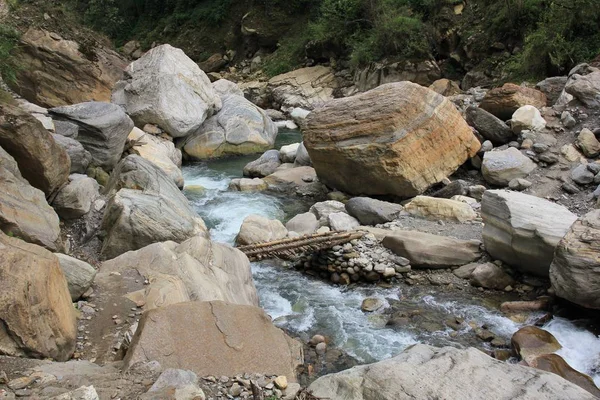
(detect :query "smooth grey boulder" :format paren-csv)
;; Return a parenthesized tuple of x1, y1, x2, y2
(536, 76, 568, 106)
(285, 212, 319, 235)
(465, 106, 514, 144)
(101, 155, 208, 259)
(52, 175, 100, 219)
(0, 147, 63, 251)
(294, 142, 312, 167)
(112, 44, 221, 138)
(565, 71, 600, 108)
(243, 149, 281, 178)
(308, 344, 597, 400)
(550, 210, 600, 309)
(470, 262, 516, 290)
(279, 143, 300, 163)
(328, 212, 360, 231)
(383, 231, 482, 269)
(482, 147, 536, 186)
(571, 164, 595, 185)
(310, 200, 346, 222)
(50, 102, 134, 170)
(52, 134, 92, 174)
(55, 253, 97, 301)
(235, 214, 287, 245)
(212, 79, 244, 98)
(53, 120, 79, 138)
(345, 197, 403, 225)
(182, 94, 277, 160)
(482, 190, 578, 277)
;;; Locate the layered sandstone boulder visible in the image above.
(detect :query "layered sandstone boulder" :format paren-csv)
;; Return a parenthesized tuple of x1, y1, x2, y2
(303, 82, 480, 198)
(479, 83, 547, 120)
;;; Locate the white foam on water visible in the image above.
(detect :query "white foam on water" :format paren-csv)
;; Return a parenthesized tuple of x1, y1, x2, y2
(544, 318, 600, 386)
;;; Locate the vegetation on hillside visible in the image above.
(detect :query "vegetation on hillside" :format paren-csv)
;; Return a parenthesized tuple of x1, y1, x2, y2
(0, 23, 20, 84)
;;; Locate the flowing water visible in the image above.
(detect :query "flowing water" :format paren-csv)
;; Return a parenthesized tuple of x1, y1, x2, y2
(183, 129, 600, 385)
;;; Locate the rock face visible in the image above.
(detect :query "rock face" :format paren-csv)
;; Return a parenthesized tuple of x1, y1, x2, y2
(382, 231, 482, 268)
(55, 254, 97, 301)
(304, 82, 480, 198)
(0, 232, 77, 361)
(181, 94, 277, 160)
(124, 301, 303, 380)
(112, 44, 221, 138)
(354, 60, 441, 92)
(50, 102, 134, 170)
(308, 344, 595, 400)
(267, 66, 337, 110)
(482, 190, 578, 277)
(0, 147, 63, 251)
(101, 155, 208, 259)
(10, 28, 127, 108)
(236, 215, 287, 245)
(404, 196, 477, 223)
(482, 148, 536, 187)
(550, 210, 600, 309)
(465, 106, 514, 144)
(565, 71, 600, 108)
(480, 83, 547, 120)
(99, 235, 258, 309)
(52, 134, 93, 174)
(0, 103, 70, 196)
(345, 197, 403, 225)
(128, 127, 183, 188)
(243, 150, 281, 178)
(52, 175, 99, 219)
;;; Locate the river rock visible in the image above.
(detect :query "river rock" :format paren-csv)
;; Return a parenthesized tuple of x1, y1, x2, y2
(510, 105, 547, 134)
(50, 386, 100, 400)
(50, 102, 134, 170)
(212, 79, 244, 98)
(482, 147, 536, 186)
(565, 71, 600, 108)
(361, 298, 385, 312)
(101, 155, 208, 259)
(230, 177, 268, 192)
(404, 196, 477, 223)
(571, 164, 594, 185)
(303, 82, 480, 198)
(182, 94, 277, 159)
(112, 44, 221, 138)
(512, 326, 561, 364)
(576, 128, 600, 158)
(345, 197, 403, 225)
(432, 180, 470, 199)
(0, 232, 76, 361)
(267, 66, 337, 110)
(528, 354, 600, 397)
(310, 201, 346, 226)
(280, 143, 300, 163)
(124, 301, 303, 379)
(308, 344, 595, 400)
(52, 134, 92, 174)
(286, 212, 319, 235)
(465, 106, 514, 144)
(0, 147, 63, 251)
(98, 235, 258, 311)
(382, 231, 482, 268)
(428, 79, 462, 97)
(52, 175, 98, 219)
(262, 166, 319, 193)
(482, 190, 578, 277)
(550, 210, 600, 309)
(328, 212, 360, 231)
(55, 253, 97, 301)
(536, 76, 568, 106)
(0, 103, 70, 196)
(128, 127, 183, 188)
(10, 28, 127, 108)
(453, 263, 479, 279)
(236, 214, 288, 245)
(470, 263, 515, 290)
(243, 150, 282, 178)
(480, 83, 547, 120)
(294, 142, 312, 167)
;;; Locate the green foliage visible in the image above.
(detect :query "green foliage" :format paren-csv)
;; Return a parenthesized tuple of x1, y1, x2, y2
(0, 24, 20, 85)
(263, 33, 309, 77)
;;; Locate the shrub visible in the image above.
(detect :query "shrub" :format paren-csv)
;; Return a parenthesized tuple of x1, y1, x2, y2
(0, 24, 20, 84)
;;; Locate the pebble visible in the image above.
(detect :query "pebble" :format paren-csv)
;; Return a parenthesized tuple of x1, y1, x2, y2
(315, 342, 327, 355)
(274, 376, 288, 390)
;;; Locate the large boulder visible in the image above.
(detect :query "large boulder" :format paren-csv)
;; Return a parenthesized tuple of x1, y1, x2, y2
(382, 231, 482, 268)
(345, 197, 403, 225)
(243, 150, 281, 178)
(0, 103, 70, 196)
(303, 82, 480, 198)
(308, 344, 595, 400)
(50, 102, 134, 170)
(124, 301, 303, 379)
(528, 354, 600, 397)
(101, 155, 208, 259)
(262, 166, 321, 194)
(465, 106, 514, 145)
(55, 254, 97, 301)
(0, 147, 63, 251)
(0, 232, 77, 361)
(52, 134, 92, 174)
(565, 71, 600, 108)
(98, 235, 259, 310)
(52, 175, 99, 220)
(479, 83, 547, 120)
(550, 210, 600, 309)
(482, 148, 536, 187)
(181, 94, 277, 160)
(235, 214, 287, 245)
(470, 262, 516, 290)
(482, 190, 578, 277)
(536, 76, 568, 106)
(267, 66, 337, 111)
(404, 196, 477, 223)
(128, 127, 183, 188)
(511, 326, 562, 364)
(112, 44, 221, 138)
(285, 212, 319, 235)
(9, 28, 127, 108)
